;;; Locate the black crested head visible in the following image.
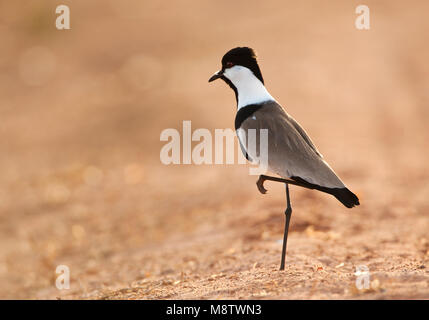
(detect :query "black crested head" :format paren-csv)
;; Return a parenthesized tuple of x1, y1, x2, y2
(221, 47, 264, 84)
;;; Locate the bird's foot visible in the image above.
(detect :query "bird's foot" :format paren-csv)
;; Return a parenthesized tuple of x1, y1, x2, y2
(256, 175, 268, 194)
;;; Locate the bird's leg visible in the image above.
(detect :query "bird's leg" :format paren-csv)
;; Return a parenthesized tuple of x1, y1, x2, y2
(280, 183, 292, 270)
(256, 175, 302, 270)
(257, 174, 312, 194)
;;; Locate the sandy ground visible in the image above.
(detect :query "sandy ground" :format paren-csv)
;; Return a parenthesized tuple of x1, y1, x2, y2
(0, 1, 428, 299)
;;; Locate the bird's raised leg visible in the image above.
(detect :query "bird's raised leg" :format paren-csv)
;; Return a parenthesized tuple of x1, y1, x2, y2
(280, 183, 292, 270)
(257, 174, 312, 194)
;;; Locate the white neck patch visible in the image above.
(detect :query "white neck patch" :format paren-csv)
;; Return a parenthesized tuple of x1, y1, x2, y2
(223, 65, 275, 109)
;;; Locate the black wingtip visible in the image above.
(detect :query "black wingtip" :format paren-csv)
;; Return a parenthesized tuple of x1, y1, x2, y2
(290, 176, 360, 208)
(330, 188, 360, 208)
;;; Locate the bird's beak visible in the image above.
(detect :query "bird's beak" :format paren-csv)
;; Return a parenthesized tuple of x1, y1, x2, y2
(208, 70, 223, 82)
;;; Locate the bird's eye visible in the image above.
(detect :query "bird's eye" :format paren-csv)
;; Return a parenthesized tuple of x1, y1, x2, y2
(226, 62, 234, 68)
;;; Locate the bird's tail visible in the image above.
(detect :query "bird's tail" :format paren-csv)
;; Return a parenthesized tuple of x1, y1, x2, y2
(291, 176, 360, 208)
(326, 187, 360, 208)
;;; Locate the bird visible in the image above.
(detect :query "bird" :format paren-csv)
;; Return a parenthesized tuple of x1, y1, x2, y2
(208, 47, 360, 270)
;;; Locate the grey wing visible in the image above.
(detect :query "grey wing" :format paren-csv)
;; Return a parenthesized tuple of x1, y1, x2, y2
(239, 104, 345, 189)
(286, 114, 323, 158)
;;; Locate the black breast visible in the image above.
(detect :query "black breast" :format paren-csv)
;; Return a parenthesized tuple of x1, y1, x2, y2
(234, 104, 264, 130)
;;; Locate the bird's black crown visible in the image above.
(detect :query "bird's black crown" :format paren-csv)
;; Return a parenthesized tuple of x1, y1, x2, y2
(221, 47, 264, 84)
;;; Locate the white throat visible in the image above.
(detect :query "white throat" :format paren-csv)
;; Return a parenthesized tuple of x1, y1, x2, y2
(223, 65, 275, 109)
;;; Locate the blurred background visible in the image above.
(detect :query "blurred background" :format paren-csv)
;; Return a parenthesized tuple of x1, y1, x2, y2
(0, 0, 428, 299)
